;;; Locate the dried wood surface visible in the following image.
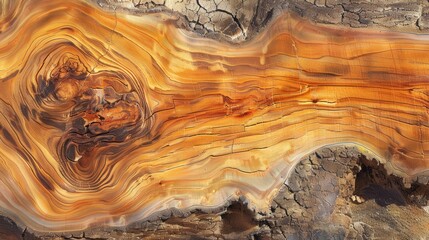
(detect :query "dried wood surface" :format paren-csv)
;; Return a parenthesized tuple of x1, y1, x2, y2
(1, 0, 429, 238)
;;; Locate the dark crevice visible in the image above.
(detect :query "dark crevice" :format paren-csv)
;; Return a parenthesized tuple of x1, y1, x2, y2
(221, 201, 257, 234)
(8, 146, 429, 239)
(354, 156, 429, 208)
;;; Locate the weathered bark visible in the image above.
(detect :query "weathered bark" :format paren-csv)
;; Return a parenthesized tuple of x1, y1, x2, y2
(95, 0, 429, 42)
(1, 0, 429, 238)
(4, 146, 429, 239)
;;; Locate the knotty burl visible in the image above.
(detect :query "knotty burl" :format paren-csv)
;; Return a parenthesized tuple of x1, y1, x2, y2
(1, 0, 429, 233)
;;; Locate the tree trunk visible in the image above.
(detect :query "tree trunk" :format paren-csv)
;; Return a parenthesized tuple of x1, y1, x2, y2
(1, 0, 429, 238)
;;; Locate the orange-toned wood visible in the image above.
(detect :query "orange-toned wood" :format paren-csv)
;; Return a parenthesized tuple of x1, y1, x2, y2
(1, 0, 429, 232)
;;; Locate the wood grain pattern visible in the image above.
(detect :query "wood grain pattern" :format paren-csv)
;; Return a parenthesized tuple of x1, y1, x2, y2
(1, 0, 429, 232)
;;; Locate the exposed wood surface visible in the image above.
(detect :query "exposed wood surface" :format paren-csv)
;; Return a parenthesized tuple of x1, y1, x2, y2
(2, 0, 429, 234)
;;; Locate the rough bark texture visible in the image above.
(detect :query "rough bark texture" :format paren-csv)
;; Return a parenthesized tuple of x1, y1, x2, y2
(96, 0, 429, 42)
(5, 146, 429, 239)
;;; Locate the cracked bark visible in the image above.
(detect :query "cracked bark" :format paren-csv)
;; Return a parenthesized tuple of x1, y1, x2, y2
(96, 0, 429, 42)
(4, 146, 429, 239)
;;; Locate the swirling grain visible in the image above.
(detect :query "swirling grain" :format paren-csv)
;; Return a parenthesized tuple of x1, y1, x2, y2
(1, 0, 429, 232)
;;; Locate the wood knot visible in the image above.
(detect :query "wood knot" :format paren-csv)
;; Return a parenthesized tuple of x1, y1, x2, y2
(35, 55, 150, 164)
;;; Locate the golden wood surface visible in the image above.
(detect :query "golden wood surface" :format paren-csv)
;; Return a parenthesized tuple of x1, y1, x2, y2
(1, 0, 429, 232)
